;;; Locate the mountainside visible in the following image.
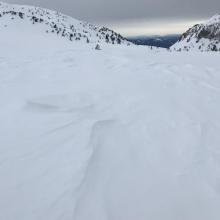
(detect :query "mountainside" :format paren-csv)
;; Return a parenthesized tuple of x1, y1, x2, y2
(0, 1, 130, 45)
(128, 35, 180, 48)
(171, 14, 220, 51)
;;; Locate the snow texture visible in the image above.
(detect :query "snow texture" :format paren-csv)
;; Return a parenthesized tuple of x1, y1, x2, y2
(1, 2, 220, 220)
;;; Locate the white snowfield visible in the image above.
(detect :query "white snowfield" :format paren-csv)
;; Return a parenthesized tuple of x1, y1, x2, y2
(1, 2, 220, 220)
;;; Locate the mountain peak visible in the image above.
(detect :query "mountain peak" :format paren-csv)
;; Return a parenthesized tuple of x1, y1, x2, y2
(171, 14, 220, 51)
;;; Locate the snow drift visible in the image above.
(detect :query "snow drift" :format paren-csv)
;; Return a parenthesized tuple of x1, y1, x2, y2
(1, 2, 220, 220)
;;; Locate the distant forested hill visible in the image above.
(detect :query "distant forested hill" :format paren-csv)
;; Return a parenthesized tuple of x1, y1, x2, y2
(128, 35, 180, 48)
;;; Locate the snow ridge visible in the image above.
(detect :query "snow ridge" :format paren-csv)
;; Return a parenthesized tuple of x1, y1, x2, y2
(0, 1, 130, 45)
(171, 14, 220, 51)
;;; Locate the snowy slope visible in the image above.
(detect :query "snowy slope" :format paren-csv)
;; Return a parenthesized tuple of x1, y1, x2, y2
(171, 14, 220, 51)
(1, 2, 220, 220)
(0, 1, 130, 45)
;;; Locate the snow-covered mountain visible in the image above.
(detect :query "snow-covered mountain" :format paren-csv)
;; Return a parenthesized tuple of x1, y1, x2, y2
(171, 14, 220, 51)
(0, 1, 130, 45)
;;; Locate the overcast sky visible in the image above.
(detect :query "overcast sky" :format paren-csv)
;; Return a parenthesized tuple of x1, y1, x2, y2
(4, 0, 220, 35)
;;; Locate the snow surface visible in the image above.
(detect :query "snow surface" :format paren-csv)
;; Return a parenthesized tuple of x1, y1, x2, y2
(1, 3, 220, 220)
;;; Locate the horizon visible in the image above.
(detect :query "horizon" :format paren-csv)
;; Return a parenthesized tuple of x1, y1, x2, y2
(2, 0, 219, 37)
(102, 18, 205, 37)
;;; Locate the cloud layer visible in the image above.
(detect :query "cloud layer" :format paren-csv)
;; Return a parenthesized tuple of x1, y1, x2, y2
(3, 0, 220, 35)
(4, 0, 220, 21)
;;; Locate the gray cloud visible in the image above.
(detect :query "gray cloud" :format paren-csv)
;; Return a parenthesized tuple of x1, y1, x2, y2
(3, 0, 220, 22)
(2, 0, 220, 35)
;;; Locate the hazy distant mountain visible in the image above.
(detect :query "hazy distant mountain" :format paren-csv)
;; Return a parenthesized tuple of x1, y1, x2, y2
(171, 14, 220, 51)
(128, 35, 180, 48)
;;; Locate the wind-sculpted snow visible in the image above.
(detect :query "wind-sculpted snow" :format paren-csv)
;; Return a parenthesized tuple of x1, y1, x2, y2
(0, 1, 130, 45)
(171, 14, 220, 51)
(1, 6, 220, 220)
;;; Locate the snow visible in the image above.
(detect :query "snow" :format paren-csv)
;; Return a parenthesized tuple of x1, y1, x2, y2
(0, 1, 130, 45)
(205, 14, 220, 25)
(1, 2, 220, 220)
(171, 14, 220, 51)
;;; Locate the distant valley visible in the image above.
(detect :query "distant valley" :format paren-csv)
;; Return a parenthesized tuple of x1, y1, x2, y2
(128, 35, 180, 48)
